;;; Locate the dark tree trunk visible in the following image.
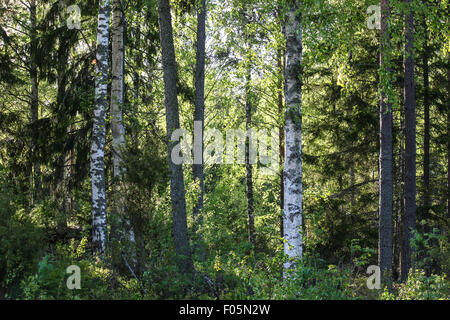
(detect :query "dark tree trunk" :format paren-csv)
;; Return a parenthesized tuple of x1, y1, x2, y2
(30, 0, 40, 204)
(447, 66, 450, 227)
(56, 0, 70, 233)
(132, 3, 145, 275)
(422, 17, 430, 231)
(393, 126, 404, 281)
(421, 15, 433, 276)
(379, 0, 393, 290)
(192, 0, 206, 261)
(401, 0, 416, 283)
(157, 0, 194, 277)
(245, 68, 255, 249)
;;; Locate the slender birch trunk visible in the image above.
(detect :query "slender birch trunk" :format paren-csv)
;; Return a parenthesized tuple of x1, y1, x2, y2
(91, 0, 111, 255)
(401, 0, 416, 282)
(283, 0, 303, 273)
(111, 0, 136, 265)
(379, 0, 393, 289)
(111, 0, 126, 181)
(158, 0, 194, 276)
(277, 48, 285, 241)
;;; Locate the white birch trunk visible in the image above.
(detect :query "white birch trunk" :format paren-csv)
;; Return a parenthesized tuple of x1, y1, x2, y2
(91, 0, 111, 255)
(283, 0, 303, 273)
(111, 0, 126, 178)
(111, 0, 136, 262)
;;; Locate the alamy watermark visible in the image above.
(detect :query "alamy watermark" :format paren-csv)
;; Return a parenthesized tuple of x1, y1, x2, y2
(66, 265, 81, 290)
(66, 5, 81, 30)
(366, 265, 381, 289)
(171, 122, 279, 175)
(366, 5, 381, 30)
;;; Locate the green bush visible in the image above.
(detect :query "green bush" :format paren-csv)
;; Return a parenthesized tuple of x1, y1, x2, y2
(205, 248, 355, 300)
(273, 253, 354, 300)
(0, 182, 44, 299)
(19, 252, 143, 300)
(380, 269, 450, 300)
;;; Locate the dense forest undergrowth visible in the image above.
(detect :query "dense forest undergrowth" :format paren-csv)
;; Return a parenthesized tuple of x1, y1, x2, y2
(0, 0, 449, 300)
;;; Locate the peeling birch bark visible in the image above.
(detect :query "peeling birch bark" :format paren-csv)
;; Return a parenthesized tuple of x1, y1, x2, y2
(91, 0, 111, 255)
(283, 0, 303, 273)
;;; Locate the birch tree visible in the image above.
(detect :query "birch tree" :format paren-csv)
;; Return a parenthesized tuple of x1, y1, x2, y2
(110, 0, 137, 267)
(111, 0, 126, 182)
(91, 0, 111, 255)
(277, 47, 285, 242)
(283, 0, 303, 272)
